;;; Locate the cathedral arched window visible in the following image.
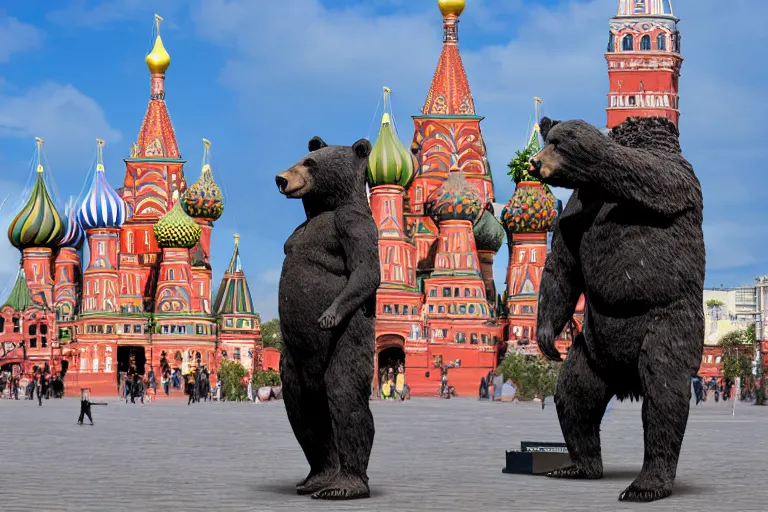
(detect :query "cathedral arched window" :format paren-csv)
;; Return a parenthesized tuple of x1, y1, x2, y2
(622, 34, 634, 51)
(656, 33, 666, 51)
(640, 35, 651, 51)
(607, 32, 615, 52)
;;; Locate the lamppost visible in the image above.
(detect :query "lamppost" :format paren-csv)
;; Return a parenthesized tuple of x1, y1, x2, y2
(145, 314, 157, 374)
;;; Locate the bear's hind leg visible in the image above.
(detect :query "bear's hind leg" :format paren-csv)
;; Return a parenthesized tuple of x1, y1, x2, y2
(619, 324, 695, 503)
(312, 327, 374, 501)
(547, 336, 612, 480)
(281, 349, 340, 494)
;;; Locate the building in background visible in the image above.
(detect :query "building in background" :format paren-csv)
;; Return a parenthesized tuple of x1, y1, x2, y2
(0, 18, 262, 395)
(606, 0, 682, 128)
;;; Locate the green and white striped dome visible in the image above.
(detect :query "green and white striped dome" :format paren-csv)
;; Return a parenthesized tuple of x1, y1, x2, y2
(367, 112, 415, 188)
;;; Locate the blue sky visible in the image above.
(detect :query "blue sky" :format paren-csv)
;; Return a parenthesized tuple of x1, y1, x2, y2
(0, 0, 766, 320)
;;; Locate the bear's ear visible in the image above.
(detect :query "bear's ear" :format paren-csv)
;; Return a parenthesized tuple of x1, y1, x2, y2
(308, 137, 328, 152)
(352, 138, 372, 159)
(539, 117, 561, 142)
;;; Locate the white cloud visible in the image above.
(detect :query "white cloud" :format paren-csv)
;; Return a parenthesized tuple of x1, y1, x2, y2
(192, 0, 766, 282)
(0, 11, 44, 63)
(0, 82, 122, 173)
(46, 0, 185, 29)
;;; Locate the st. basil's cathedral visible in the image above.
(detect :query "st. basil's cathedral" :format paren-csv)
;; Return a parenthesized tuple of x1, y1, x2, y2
(0, 0, 683, 396)
(0, 17, 264, 394)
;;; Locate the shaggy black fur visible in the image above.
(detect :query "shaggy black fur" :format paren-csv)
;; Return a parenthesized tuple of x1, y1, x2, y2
(531, 116, 705, 503)
(275, 136, 380, 501)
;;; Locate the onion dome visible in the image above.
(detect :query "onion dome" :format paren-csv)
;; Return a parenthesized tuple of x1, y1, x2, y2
(77, 139, 126, 230)
(367, 88, 414, 188)
(146, 15, 171, 74)
(7, 138, 64, 250)
(473, 209, 505, 253)
(501, 181, 558, 234)
(59, 203, 85, 249)
(181, 138, 224, 220)
(153, 201, 201, 249)
(438, 0, 465, 17)
(427, 172, 483, 223)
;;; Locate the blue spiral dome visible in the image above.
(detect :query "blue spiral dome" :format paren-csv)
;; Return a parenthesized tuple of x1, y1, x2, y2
(77, 163, 126, 230)
(59, 204, 85, 249)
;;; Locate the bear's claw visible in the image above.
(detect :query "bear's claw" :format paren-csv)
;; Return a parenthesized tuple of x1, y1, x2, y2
(546, 465, 602, 479)
(618, 483, 672, 502)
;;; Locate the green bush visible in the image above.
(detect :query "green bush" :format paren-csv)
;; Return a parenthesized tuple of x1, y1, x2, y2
(496, 351, 562, 401)
(252, 368, 280, 389)
(219, 359, 247, 401)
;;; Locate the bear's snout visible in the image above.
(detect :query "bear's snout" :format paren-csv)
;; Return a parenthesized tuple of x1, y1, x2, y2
(529, 158, 542, 177)
(275, 175, 289, 194)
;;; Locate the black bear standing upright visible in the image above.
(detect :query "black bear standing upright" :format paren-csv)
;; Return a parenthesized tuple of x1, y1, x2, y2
(529, 116, 705, 503)
(275, 136, 380, 500)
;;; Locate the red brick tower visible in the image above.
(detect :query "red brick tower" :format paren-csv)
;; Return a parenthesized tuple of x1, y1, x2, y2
(53, 203, 84, 321)
(606, 0, 682, 128)
(120, 15, 186, 312)
(502, 119, 559, 354)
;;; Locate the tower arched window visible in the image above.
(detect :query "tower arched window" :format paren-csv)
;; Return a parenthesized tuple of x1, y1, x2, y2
(607, 32, 615, 52)
(640, 35, 651, 51)
(656, 33, 666, 51)
(622, 34, 634, 51)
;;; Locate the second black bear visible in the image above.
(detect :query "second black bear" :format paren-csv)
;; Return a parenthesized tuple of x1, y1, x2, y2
(275, 136, 380, 500)
(530, 116, 705, 503)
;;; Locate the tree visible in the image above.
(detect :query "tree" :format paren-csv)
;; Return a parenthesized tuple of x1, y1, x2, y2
(218, 359, 247, 401)
(252, 368, 280, 388)
(719, 327, 753, 383)
(260, 318, 282, 349)
(496, 351, 562, 400)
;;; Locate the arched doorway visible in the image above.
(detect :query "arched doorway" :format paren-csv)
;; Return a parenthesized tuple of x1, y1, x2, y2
(377, 346, 405, 395)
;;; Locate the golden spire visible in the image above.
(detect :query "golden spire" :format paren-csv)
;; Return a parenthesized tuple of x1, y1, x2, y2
(382, 86, 392, 124)
(533, 97, 543, 131)
(233, 233, 240, 247)
(35, 137, 44, 173)
(438, 0, 465, 17)
(146, 14, 171, 74)
(96, 138, 106, 172)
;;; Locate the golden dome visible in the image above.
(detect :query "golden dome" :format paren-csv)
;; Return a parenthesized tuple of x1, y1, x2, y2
(146, 34, 171, 74)
(438, 0, 465, 17)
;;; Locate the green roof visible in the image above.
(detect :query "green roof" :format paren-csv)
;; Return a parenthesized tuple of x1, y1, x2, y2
(1, 269, 35, 311)
(213, 237, 255, 316)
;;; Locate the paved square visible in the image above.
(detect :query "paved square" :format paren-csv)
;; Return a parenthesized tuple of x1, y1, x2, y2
(1, 396, 766, 511)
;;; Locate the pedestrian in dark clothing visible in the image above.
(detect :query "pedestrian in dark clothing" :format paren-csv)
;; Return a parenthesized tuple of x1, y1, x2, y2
(78, 389, 94, 425)
(35, 373, 43, 406)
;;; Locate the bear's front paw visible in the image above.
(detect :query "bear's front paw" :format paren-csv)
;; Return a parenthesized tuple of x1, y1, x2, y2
(318, 305, 340, 330)
(535, 327, 562, 361)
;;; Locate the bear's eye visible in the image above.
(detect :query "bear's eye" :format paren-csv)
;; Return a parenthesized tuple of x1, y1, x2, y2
(303, 158, 316, 167)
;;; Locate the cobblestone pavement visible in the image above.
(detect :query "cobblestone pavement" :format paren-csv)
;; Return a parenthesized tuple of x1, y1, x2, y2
(0, 396, 766, 512)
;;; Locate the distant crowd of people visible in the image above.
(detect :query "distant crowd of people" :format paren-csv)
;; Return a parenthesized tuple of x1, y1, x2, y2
(376, 362, 410, 401)
(0, 363, 65, 403)
(691, 375, 763, 404)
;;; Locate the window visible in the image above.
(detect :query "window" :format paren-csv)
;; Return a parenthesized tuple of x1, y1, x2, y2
(126, 232, 134, 253)
(449, 305, 456, 314)
(481, 334, 488, 344)
(0, 317, 4, 333)
(715, 356, 722, 364)
(133, 324, 142, 334)
(29, 325, 37, 336)
(470, 333, 478, 345)
(196, 324, 204, 335)
(518, 251, 524, 263)
(469, 304, 476, 314)
(168, 269, 175, 280)
(430, 288, 437, 297)
(428, 305, 434, 313)
(234, 348, 241, 361)
(438, 305, 445, 314)
(530, 249, 537, 263)
(402, 305, 408, 315)
(383, 304, 392, 314)
(225, 318, 233, 328)
(523, 327, 530, 338)
(453, 288, 459, 297)
(162, 325, 169, 334)
(442, 287, 451, 297)
(93, 358, 99, 372)
(124, 324, 131, 334)
(607, 32, 615, 52)
(12, 317, 19, 333)
(640, 35, 651, 50)
(394, 305, 400, 314)
(622, 34, 633, 51)
(459, 304, 467, 314)
(30, 337, 37, 348)
(463, 288, 470, 297)
(144, 230, 150, 245)
(106, 357, 113, 372)
(98, 241, 105, 256)
(41, 336, 47, 348)
(455, 332, 466, 344)
(656, 33, 666, 50)
(106, 325, 114, 334)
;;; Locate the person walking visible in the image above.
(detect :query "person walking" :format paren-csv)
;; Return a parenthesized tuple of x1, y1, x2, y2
(78, 389, 94, 426)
